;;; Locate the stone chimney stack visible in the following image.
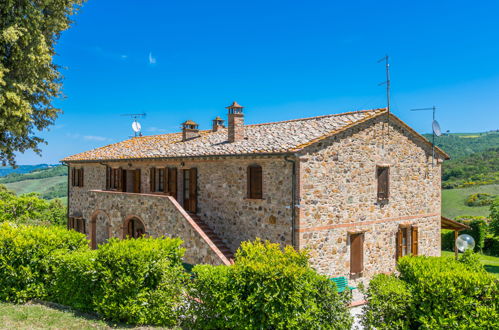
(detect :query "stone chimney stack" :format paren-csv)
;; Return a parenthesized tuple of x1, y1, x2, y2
(182, 120, 200, 141)
(212, 116, 225, 132)
(226, 101, 244, 142)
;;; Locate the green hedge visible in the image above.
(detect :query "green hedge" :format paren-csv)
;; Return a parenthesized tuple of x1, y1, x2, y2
(93, 237, 187, 326)
(188, 240, 352, 329)
(49, 249, 98, 312)
(0, 222, 88, 303)
(363, 254, 499, 329)
(361, 274, 412, 329)
(484, 235, 499, 257)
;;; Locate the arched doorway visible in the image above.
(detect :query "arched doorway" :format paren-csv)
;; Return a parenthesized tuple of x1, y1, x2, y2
(124, 217, 146, 238)
(90, 210, 110, 249)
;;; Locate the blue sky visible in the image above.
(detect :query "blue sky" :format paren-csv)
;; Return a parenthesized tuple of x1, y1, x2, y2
(16, 0, 499, 164)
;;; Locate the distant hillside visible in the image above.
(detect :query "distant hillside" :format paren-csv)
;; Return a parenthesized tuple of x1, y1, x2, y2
(1, 166, 67, 200)
(424, 131, 499, 159)
(0, 164, 55, 177)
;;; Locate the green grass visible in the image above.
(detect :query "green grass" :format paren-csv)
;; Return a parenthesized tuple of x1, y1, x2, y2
(441, 184, 499, 218)
(0, 302, 170, 329)
(441, 250, 499, 278)
(4, 176, 66, 196)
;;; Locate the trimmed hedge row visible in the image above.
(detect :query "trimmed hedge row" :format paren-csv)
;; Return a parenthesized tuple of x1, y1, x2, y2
(187, 240, 353, 329)
(0, 224, 352, 328)
(362, 253, 499, 329)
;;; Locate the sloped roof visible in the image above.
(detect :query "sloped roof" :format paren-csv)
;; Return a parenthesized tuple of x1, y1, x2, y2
(62, 108, 449, 162)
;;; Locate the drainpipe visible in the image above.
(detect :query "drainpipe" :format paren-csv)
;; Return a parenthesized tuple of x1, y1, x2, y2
(284, 155, 297, 250)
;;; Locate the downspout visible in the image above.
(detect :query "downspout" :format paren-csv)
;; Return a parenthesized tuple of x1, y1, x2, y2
(284, 155, 296, 250)
(63, 163, 70, 228)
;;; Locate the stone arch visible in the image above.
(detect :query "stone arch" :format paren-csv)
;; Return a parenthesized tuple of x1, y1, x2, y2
(123, 215, 146, 239)
(90, 209, 111, 249)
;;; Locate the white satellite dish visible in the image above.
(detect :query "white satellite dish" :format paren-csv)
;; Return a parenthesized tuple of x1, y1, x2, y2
(132, 121, 142, 133)
(432, 120, 442, 137)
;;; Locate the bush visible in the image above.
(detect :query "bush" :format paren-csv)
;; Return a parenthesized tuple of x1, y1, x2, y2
(484, 235, 499, 257)
(361, 274, 412, 329)
(441, 229, 454, 251)
(490, 199, 499, 237)
(93, 237, 187, 327)
(188, 239, 352, 329)
(397, 256, 498, 329)
(0, 223, 88, 303)
(49, 249, 98, 312)
(465, 193, 496, 206)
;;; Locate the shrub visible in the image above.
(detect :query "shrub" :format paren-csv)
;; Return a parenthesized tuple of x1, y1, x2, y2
(465, 193, 496, 206)
(93, 237, 187, 327)
(397, 256, 498, 329)
(484, 235, 499, 257)
(49, 249, 98, 312)
(0, 223, 88, 303)
(441, 229, 454, 251)
(188, 239, 352, 329)
(361, 274, 412, 329)
(490, 199, 499, 237)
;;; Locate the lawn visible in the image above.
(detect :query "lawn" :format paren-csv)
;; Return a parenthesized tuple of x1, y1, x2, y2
(441, 184, 499, 219)
(0, 302, 168, 329)
(441, 250, 499, 278)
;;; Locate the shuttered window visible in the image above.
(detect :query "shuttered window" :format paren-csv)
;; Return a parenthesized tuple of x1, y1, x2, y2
(411, 226, 419, 255)
(71, 168, 84, 187)
(247, 165, 263, 199)
(350, 233, 364, 275)
(150, 168, 167, 193)
(106, 167, 121, 190)
(377, 166, 390, 200)
(396, 226, 409, 260)
(68, 217, 86, 234)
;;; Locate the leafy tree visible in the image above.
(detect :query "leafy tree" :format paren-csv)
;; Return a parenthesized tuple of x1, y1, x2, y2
(490, 199, 499, 237)
(0, 0, 85, 165)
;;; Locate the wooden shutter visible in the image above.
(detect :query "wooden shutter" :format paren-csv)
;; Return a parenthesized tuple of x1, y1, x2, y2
(189, 168, 197, 212)
(80, 168, 84, 187)
(168, 168, 177, 199)
(396, 228, 403, 260)
(150, 168, 156, 192)
(134, 169, 141, 193)
(248, 165, 263, 199)
(71, 168, 76, 186)
(119, 168, 126, 192)
(106, 167, 111, 190)
(68, 217, 74, 230)
(411, 226, 419, 255)
(163, 167, 169, 193)
(377, 166, 390, 200)
(350, 233, 364, 275)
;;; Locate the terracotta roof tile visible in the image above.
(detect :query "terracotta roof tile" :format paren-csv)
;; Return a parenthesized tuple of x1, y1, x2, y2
(62, 108, 423, 162)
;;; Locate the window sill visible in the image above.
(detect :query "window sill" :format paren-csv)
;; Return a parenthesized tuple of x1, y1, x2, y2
(244, 198, 265, 201)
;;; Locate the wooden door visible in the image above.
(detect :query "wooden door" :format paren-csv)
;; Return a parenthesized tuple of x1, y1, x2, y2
(133, 169, 141, 193)
(183, 168, 197, 212)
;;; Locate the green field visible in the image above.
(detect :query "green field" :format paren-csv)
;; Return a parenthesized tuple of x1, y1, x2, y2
(4, 176, 66, 197)
(441, 251, 499, 278)
(442, 184, 499, 219)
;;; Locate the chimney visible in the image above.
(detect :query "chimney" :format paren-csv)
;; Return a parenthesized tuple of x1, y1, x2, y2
(226, 101, 244, 142)
(212, 116, 225, 132)
(182, 120, 200, 141)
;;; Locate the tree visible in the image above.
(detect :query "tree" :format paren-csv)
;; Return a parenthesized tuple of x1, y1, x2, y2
(0, 0, 85, 165)
(490, 199, 499, 237)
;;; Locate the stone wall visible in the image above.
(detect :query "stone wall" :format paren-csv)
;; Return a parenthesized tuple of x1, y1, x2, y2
(68, 157, 294, 256)
(297, 115, 443, 280)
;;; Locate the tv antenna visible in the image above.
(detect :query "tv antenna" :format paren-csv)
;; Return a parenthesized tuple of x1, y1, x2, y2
(121, 113, 146, 137)
(410, 106, 441, 166)
(378, 55, 391, 137)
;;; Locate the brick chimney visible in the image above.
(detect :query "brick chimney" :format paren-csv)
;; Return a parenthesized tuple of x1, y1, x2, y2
(182, 120, 200, 141)
(226, 101, 244, 142)
(212, 116, 225, 132)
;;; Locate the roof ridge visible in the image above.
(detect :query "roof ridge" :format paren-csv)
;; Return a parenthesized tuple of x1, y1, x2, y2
(246, 108, 387, 127)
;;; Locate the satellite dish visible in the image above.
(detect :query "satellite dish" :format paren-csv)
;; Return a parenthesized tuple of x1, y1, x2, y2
(132, 121, 142, 133)
(432, 120, 442, 137)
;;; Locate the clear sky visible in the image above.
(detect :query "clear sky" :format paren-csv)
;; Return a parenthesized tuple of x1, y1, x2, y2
(15, 0, 499, 164)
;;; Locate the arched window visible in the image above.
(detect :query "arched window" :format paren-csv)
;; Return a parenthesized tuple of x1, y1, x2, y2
(247, 165, 263, 199)
(124, 217, 146, 239)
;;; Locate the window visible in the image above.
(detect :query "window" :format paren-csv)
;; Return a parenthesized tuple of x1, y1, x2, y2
(247, 165, 263, 199)
(350, 233, 364, 276)
(106, 167, 121, 190)
(150, 168, 166, 193)
(376, 166, 389, 200)
(68, 217, 86, 234)
(396, 224, 420, 260)
(71, 168, 84, 187)
(167, 167, 177, 198)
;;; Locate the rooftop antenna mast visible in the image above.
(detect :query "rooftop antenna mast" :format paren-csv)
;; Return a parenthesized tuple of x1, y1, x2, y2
(410, 106, 441, 166)
(120, 113, 146, 137)
(378, 55, 391, 137)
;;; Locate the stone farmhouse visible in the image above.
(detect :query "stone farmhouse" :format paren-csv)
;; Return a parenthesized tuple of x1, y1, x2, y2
(62, 102, 449, 280)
